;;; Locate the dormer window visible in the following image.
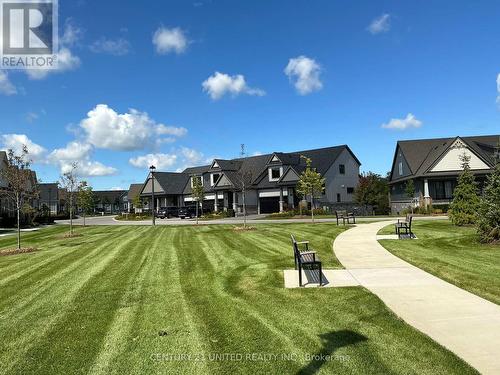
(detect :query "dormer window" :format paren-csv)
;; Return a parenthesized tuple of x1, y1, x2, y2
(191, 175, 203, 188)
(268, 167, 283, 181)
(210, 173, 220, 186)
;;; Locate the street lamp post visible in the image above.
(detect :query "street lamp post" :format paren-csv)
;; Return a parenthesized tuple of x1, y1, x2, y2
(150, 165, 156, 226)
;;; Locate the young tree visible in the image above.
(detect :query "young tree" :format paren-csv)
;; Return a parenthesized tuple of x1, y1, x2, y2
(0, 147, 37, 249)
(77, 181, 94, 226)
(449, 153, 480, 226)
(235, 169, 254, 228)
(296, 156, 325, 223)
(477, 163, 500, 243)
(132, 194, 143, 213)
(354, 172, 390, 215)
(405, 179, 416, 214)
(59, 163, 79, 236)
(191, 176, 205, 225)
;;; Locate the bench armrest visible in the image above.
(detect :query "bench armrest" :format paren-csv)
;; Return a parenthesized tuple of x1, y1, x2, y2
(300, 250, 316, 255)
(296, 241, 309, 245)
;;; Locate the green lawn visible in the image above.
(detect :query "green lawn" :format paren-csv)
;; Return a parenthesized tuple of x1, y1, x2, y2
(379, 220, 500, 305)
(0, 224, 475, 374)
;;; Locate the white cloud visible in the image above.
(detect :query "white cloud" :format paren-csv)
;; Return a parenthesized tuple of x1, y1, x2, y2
(79, 104, 187, 151)
(90, 37, 131, 56)
(202, 72, 265, 100)
(129, 153, 178, 169)
(25, 21, 81, 80)
(284, 56, 322, 95)
(496, 73, 500, 105)
(152, 27, 188, 54)
(0, 71, 17, 95)
(26, 112, 39, 123)
(49, 141, 117, 177)
(381, 113, 422, 130)
(0, 134, 46, 160)
(110, 186, 124, 191)
(367, 14, 391, 34)
(181, 147, 204, 164)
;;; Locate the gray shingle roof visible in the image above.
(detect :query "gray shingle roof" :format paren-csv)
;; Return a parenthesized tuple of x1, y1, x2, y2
(153, 172, 190, 195)
(391, 135, 499, 182)
(127, 183, 143, 200)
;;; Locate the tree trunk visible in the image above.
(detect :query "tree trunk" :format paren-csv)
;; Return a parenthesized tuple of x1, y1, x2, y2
(311, 190, 315, 224)
(196, 201, 199, 225)
(242, 189, 247, 228)
(16, 204, 21, 250)
(83, 212, 86, 227)
(69, 194, 73, 235)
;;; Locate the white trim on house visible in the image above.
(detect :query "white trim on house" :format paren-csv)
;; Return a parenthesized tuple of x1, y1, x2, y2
(210, 172, 221, 186)
(190, 175, 203, 188)
(259, 190, 288, 198)
(268, 166, 283, 182)
(430, 140, 490, 172)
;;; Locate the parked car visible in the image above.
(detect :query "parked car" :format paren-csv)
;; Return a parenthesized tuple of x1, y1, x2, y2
(178, 205, 210, 219)
(157, 206, 179, 219)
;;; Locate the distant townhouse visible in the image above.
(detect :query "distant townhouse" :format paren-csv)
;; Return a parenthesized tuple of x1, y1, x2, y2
(137, 145, 361, 215)
(93, 190, 128, 214)
(35, 183, 59, 214)
(388, 135, 500, 214)
(126, 183, 144, 212)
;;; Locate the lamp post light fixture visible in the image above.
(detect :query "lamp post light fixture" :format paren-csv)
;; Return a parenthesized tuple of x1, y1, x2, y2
(150, 165, 156, 226)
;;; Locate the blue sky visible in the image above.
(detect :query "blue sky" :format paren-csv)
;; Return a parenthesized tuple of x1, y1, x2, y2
(1, 0, 499, 190)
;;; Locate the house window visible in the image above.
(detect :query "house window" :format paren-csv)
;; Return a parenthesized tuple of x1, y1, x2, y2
(337, 193, 341, 202)
(339, 164, 345, 174)
(398, 162, 403, 176)
(210, 173, 220, 186)
(347, 187, 354, 194)
(191, 175, 203, 188)
(268, 167, 282, 181)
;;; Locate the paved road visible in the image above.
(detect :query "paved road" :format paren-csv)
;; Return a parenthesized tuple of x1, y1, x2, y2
(55, 215, 446, 226)
(334, 221, 500, 374)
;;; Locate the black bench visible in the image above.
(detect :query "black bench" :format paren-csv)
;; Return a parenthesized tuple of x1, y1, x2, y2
(395, 214, 413, 239)
(291, 235, 322, 287)
(335, 210, 356, 225)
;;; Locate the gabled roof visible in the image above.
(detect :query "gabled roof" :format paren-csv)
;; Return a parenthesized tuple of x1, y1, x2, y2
(127, 183, 143, 200)
(152, 172, 190, 195)
(390, 135, 499, 182)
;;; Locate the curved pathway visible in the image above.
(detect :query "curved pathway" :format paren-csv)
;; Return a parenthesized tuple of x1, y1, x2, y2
(334, 221, 500, 375)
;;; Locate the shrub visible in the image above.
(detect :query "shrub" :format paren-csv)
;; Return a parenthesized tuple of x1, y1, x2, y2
(477, 164, 500, 243)
(449, 154, 480, 226)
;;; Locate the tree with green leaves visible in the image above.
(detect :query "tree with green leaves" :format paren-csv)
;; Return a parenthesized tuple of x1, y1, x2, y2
(191, 176, 205, 225)
(296, 156, 325, 223)
(132, 194, 143, 213)
(77, 181, 94, 226)
(0, 146, 37, 249)
(59, 163, 79, 236)
(477, 156, 500, 242)
(449, 153, 480, 226)
(405, 179, 416, 214)
(354, 172, 390, 215)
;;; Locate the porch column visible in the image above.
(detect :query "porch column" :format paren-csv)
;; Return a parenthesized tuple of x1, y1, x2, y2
(156, 198, 160, 211)
(257, 192, 261, 215)
(279, 187, 284, 213)
(423, 179, 431, 208)
(214, 193, 219, 211)
(232, 191, 237, 212)
(289, 188, 295, 209)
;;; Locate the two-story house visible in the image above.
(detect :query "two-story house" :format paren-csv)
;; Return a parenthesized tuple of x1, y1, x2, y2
(139, 145, 361, 215)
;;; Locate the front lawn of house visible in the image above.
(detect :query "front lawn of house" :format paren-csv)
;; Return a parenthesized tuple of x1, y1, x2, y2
(0, 224, 475, 374)
(379, 220, 500, 305)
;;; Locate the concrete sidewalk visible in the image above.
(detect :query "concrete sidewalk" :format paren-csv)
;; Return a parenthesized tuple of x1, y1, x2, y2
(333, 221, 500, 374)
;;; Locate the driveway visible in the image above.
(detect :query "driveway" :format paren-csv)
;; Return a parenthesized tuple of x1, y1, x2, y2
(333, 221, 500, 374)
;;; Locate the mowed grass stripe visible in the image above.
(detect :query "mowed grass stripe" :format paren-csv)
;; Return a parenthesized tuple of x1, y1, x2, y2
(0, 226, 149, 374)
(0, 226, 134, 318)
(88, 226, 167, 374)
